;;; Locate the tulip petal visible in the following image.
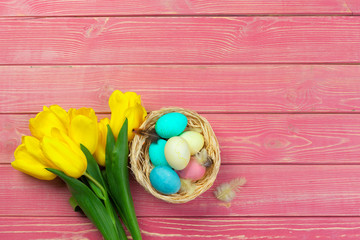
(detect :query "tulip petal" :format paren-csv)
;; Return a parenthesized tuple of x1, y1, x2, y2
(124, 92, 142, 107)
(29, 105, 68, 139)
(94, 118, 110, 166)
(53, 128, 86, 159)
(125, 104, 147, 140)
(22, 136, 57, 168)
(41, 135, 87, 179)
(69, 115, 98, 154)
(109, 90, 128, 113)
(48, 105, 70, 128)
(69, 108, 97, 122)
(12, 144, 56, 180)
(109, 90, 128, 138)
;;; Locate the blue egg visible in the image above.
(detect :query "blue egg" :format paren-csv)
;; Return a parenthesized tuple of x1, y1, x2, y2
(150, 166, 181, 195)
(155, 112, 188, 139)
(149, 139, 170, 167)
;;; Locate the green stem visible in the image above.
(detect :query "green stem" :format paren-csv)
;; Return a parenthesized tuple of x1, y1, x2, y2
(84, 172, 106, 197)
(84, 172, 116, 227)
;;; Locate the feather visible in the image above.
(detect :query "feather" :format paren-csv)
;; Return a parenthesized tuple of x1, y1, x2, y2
(214, 177, 246, 202)
(133, 128, 160, 143)
(194, 148, 213, 167)
(180, 179, 197, 195)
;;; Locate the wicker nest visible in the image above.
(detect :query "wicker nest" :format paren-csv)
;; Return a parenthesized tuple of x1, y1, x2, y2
(130, 107, 221, 203)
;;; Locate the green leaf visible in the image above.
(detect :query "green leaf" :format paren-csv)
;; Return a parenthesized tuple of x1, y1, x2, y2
(47, 168, 125, 240)
(68, 196, 80, 212)
(81, 144, 106, 200)
(105, 124, 115, 171)
(106, 119, 142, 240)
(104, 124, 127, 227)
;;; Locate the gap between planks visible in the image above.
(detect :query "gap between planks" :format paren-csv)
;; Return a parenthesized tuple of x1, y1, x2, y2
(0, 14, 359, 18)
(1, 62, 360, 67)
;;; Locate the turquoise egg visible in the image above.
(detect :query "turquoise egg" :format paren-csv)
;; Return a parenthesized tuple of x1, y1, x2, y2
(150, 166, 181, 195)
(149, 139, 170, 167)
(155, 112, 188, 139)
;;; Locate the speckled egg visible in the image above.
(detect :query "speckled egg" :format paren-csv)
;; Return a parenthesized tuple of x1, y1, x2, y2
(164, 136, 191, 170)
(150, 166, 181, 195)
(177, 157, 206, 181)
(180, 131, 204, 155)
(149, 139, 170, 167)
(155, 112, 188, 139)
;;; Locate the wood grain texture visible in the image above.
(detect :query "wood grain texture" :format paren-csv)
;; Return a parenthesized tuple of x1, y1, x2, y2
(0, 217, 102, 240)
(347, 0, 360, 14)
(2, 217, 360, 240)
(1, 0, 359, 239)
(2, 65, 360, 113)
(0, 17, 360, 64)
(3, 113, 360, 164)
(0, 0, 356, 16)
(2, 164, 360, 217)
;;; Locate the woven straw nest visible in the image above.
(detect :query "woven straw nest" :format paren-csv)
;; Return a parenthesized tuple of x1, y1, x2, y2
(130, 107, 221, 203)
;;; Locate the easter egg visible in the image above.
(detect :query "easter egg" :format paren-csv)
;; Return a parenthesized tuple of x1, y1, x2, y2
(150, 166, 181, 195)
(180, 131, 204, 155)
(149, 139, 170, 167)
(155, 112, 188, 139)
(164, 136, 191, 170)
(177, 157, 206, 181)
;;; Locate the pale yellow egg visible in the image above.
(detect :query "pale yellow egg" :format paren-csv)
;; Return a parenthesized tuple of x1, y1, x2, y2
(180, 131, 204, 155)
(164, 136, 191, 170)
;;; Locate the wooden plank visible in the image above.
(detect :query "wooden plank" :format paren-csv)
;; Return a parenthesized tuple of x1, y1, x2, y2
(3, 113, 360, 164)
(2, 216, 360, 240)
(347, 0, 360, 14)
(0, 217, 103, 240)
(2, 164, 360, 217)
(0, 17, 360, 64)
(0, 0, 355, 16)
(2, 65, 360, 113)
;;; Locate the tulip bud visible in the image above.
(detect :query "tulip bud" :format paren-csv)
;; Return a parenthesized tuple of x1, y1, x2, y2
(11, 136, 56, 180)
(94, 118, 110, 166)
(68, 108, 98, 154)
(41, 129, 87, 179)
(29, 105, 69, 139)
(108, 90, 147, 141)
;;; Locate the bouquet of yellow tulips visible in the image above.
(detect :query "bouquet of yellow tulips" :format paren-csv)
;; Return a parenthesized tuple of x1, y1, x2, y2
(11, 90, 147, 240)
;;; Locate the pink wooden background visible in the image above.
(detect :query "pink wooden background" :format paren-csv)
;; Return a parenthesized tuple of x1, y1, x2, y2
(1, 1, 360, 239)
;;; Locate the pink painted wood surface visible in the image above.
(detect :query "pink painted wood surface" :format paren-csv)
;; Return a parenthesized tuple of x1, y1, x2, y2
(1, 1, 360, 239)
(1, 65, 360, 113)
(3, 113, 360, 164)
(2, 217, 360, 240)
(0, 217, 103, 240)
(0, 17, 360, 64)
(0, 0, 357, 16)
(347, 0, 360, 14)
(2, 164, 360, 217)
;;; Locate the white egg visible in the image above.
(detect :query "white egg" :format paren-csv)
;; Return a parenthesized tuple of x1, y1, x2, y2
(180, 131, 204, 155)
(164, 136, 190, 170)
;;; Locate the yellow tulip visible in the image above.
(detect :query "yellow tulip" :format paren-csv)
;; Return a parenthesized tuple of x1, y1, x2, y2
(29, 105, 69, 139)
(94, 118, 110, 166)
(41, 128, 87, 179)
(109, 90, 128, 138)
(124, 104, 147, 140)
(68, 108, 98, 154)
(109, 90, 147, 140)
(11, 136, 57, 180)
(124, 92, 142, 106)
